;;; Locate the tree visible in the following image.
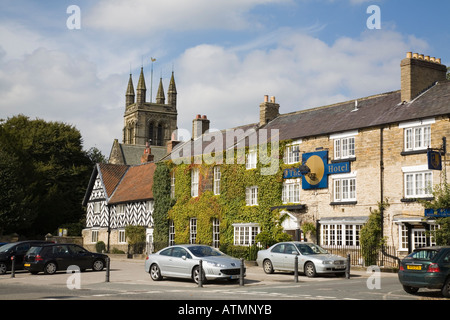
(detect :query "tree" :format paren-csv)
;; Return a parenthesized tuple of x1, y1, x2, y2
(0, 115, 97, 237)
(360, 200, 389, 266)
(421, 181, 450, 245)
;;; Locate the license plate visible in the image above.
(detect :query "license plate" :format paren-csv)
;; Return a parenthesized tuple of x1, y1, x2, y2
(230, 275, 239, 279)
(24, 263, 30, 267)
(335, 265, 345, 269)
(407, 265, 421, 270)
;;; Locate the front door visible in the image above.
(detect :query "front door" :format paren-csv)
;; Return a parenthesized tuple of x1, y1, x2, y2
(412, 229, 427, 251)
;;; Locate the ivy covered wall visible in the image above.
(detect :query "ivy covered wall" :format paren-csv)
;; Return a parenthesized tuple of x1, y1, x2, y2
(152, 141, 300, 248)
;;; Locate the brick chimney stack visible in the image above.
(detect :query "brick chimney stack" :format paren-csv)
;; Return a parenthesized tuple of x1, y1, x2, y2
(259, 95, 280, 126)
(401, 52, 447, 102)
(192, 114, 210, 140)
(141, 141, 154, 163)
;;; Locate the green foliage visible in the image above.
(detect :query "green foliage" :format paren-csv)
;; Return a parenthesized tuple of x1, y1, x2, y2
(421, 181, 450, 245)
(0, 115, 97, 237)
(360, 200, 389, 265)
(95, 241, 106, 253)
(152, 162, 174, 250)
(125, 225, 146, 244)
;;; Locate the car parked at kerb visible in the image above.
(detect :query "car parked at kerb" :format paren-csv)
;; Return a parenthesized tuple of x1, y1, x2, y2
(256, 241, 347, 277)
(398, 246, 450, 297)
(0, 241, 50, 274)
(145, 244, 245, 284)
(23, 243, 108, 275)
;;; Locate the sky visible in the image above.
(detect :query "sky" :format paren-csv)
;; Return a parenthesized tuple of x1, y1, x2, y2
(1, 0, 449, 157)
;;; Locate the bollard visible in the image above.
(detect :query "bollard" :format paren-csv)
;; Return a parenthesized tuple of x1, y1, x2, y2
(239, 258, 245, 287)
(11, 256, 15, 278)
(294, 255, 299, 283)
(346, 254, 351, 279)
(105, 257, 110, 282)
(198, 260, 203, 287)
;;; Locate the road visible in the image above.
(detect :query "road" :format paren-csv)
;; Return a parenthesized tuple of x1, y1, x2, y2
(0, 258, 446, 304)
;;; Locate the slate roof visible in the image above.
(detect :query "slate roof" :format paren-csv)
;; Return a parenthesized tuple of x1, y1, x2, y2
(265, 80, 450, 141)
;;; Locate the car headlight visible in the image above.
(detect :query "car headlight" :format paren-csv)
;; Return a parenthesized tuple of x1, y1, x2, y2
(322, 260, 333, 265)
(204, 261, 227, 268)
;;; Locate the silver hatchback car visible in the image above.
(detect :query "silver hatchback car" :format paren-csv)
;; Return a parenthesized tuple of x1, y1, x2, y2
(145, 244, 245, 284)
(256, 242, 347, 277)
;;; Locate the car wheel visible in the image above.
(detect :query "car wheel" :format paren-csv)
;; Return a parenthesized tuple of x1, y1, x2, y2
(149, 264, 162, 281)
(0, 262, 7, 275)
(192, 266, 207, 284)
(263, 259, 274, 274)
(441, 277, 450, 298)
(402, 285, 419, 294)
(44, 262, 57, 275)
(304, 262, 317, 278)
(92, 259, 105, 271)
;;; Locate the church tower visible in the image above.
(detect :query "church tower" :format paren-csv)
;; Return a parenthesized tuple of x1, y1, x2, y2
(111, 65, 178, 165)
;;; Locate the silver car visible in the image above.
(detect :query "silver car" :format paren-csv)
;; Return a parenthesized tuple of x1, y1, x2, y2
(256, 242, 347, 277)
(144, 244, 245, 284)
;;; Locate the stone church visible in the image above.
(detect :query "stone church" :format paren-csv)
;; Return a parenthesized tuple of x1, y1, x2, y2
(108, 67, 178, 164)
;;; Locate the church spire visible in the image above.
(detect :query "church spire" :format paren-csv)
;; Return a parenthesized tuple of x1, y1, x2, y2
(136, 67, 146, 105)
(167, 71, 177, 108)
(125, 73, 135, 107)
(156, 77, 165, 104)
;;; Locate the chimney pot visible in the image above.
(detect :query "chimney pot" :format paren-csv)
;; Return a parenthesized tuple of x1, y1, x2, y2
(270, 96, 275, 103)
(418, 54, 424, 60)
(406, 52, 412, 58)
(202, 115, 207, 119)
(264, 95, 269, 102)
(436, 58, 441, 64)
(413, 53, 419, 59)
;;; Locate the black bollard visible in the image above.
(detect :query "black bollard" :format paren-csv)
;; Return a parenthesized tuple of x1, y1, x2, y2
(346, 254, 351, 279)
(11, 256, 15, 278)
(105, 257, 110, 282)
(198, 260, 203, 288)
(294, 254, 299, 283)
(239, 258, 245, 286)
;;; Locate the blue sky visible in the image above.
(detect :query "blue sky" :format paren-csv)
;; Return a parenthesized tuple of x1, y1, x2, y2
(1, 0, 449, 156)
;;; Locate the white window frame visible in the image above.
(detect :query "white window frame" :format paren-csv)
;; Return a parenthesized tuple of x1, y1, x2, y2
(246, 149, 257, 169)
(190, 218, 197, 244)
(332, 172, 356, 202)
(283, 140, 302, 164)
(116, 204, 126, 216)
(399, 118, 434, 152)
(402, 165, 433, 198)
(170, 171, 175, 199)
(212, 218, 220, 248)
(191, 168, 199, 197)
(282, 179, 300, 203)
(169, 220, 175, 246)
(93, 202, 101, 215)
(213, 166, 221, 195)
(331, 131, 357, 160)
(118, 229, 126, 243)
(91, 229, 99, 243)
(233, 223, 260, 246)
(321, 223, 362, 247)
(245, 186, 258, 206)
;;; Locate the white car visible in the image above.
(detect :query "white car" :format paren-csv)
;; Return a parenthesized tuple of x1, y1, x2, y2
(256, 242, 347, 277)
(145, 244, 245, 284)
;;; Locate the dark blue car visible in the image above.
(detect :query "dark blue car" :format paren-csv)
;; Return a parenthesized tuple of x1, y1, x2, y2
(398, 246, 450, 297)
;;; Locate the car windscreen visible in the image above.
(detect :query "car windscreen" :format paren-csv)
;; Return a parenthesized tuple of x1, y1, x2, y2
(295, 243, 328, 255)
(0, 243, 17, 253)
(26, 246, 43, 255)
(407, 249, 439, 261)
(188, 246, 224, 257)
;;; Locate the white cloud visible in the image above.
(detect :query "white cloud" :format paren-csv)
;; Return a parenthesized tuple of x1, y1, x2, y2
(85, 0, 291, 34)
(174, 28, 429, 133)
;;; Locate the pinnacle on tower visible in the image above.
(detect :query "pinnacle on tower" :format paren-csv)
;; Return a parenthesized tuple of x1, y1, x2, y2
(125, 73, 135, 107)
(167, 71, 177, 107)
(136, 67, 146, 105)
(156, 77, 165, 104)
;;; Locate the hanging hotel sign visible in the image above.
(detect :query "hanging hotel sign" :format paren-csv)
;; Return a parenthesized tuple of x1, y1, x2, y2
(283, 151, 350, 189)
(427, 150, 442, 171)
(424, 208, 450, 218)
